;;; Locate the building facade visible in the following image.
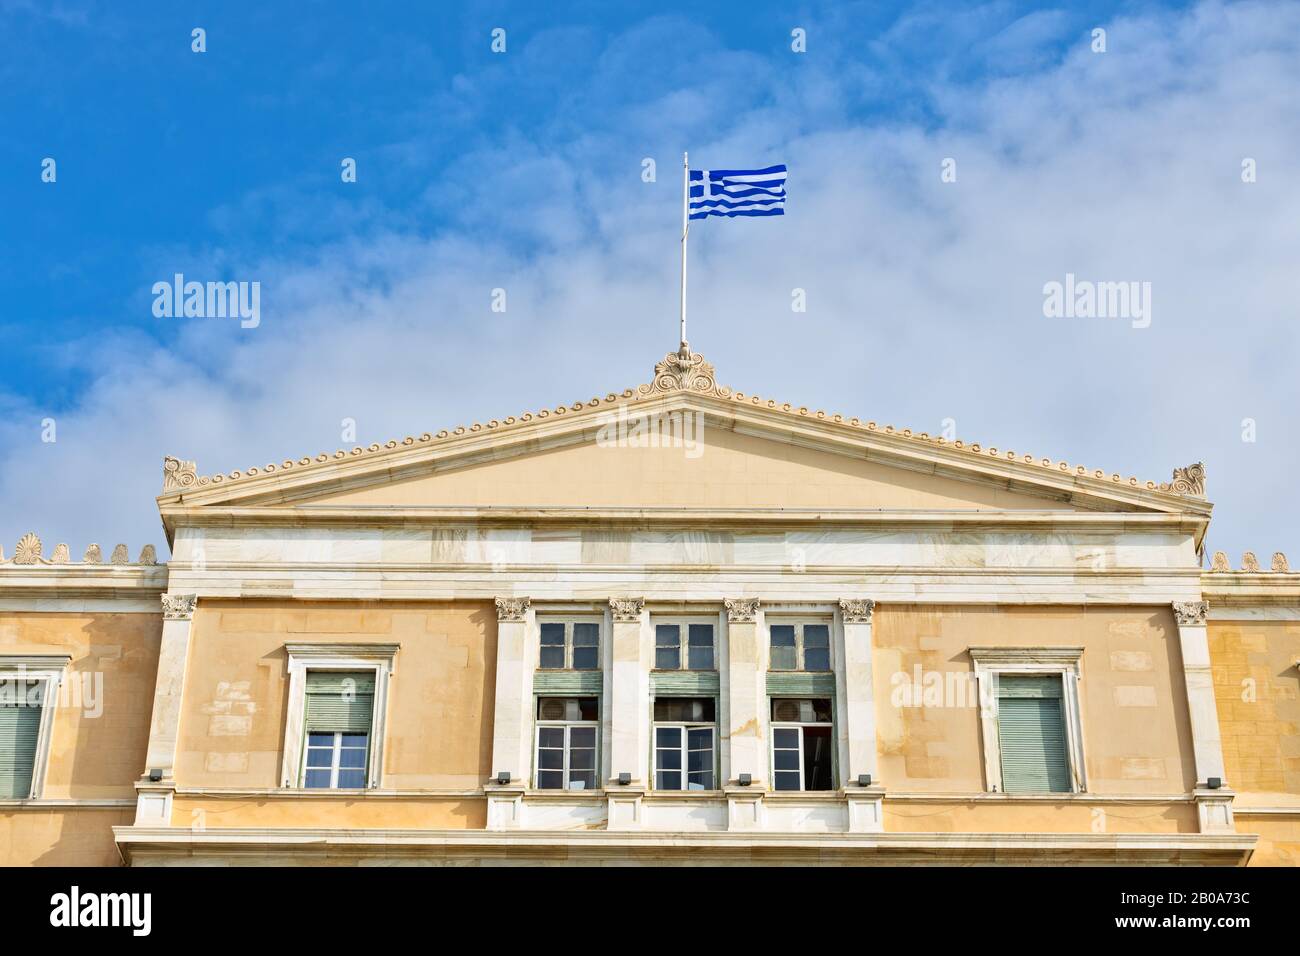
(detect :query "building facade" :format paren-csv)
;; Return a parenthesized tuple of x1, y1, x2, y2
(1, 347, 1296, 865)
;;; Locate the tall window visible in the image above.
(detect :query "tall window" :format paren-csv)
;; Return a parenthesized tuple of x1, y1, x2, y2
(0, 679, 43, 799)
(654, 622, 715, 670)
(995, 676, 1071, 793)
(535, 697, 598, 791)
(769, 622, 831, 672)
(653, 697, 716, 791)
(539, 621, 600, 670)
(302, 671, 373, 789)
(770, 698, 834, 791)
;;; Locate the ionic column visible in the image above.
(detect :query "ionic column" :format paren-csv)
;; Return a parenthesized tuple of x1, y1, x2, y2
(135, 593, 197, 825)
(486, 597, 532, 829)
(1172, 601, 1235, 833)
(839, 598, 884, 833)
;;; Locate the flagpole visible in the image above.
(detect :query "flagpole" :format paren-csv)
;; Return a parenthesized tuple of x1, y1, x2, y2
(679, 151, 689, 354)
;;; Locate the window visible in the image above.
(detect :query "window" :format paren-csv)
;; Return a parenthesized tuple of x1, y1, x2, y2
(302, 671, 373, 789)
(653, 697, 716, 791)
(535, 697, 598, 791)
(995, 676, 1071, 793)
(538, 620, 600, 670)
(654, 621, 715, 670)
(969, 647, 1085, 794)
(770, 698, 834, 791)
(281, 643, 398, 790)
(0, 657, 67, 801)
(769, 622, 831, 672)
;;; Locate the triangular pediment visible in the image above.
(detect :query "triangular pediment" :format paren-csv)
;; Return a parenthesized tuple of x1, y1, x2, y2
(157, 348, 1211, 530)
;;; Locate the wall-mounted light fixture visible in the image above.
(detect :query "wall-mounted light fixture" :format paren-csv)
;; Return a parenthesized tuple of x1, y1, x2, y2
(617, 772, 632, 786)
(1206, 777, 1223, 790)
(495, 771, 511, 786)
(857, 774, 872, 787)
(738, 773, 752, 787)
(147, 768, 163, 783)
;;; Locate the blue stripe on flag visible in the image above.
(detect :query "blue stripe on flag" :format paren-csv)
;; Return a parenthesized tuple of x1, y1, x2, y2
(687, 163, 787, 221)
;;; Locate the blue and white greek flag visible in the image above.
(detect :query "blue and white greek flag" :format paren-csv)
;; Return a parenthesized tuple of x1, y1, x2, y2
(688, 164, 786, 219)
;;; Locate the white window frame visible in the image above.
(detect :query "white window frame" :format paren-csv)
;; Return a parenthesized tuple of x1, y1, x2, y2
(536, 616, 602, 671)
(282, 643, 398, 790)
(534, 701, 600, 791)
(767, 619, 833, 673)
(769, 698, 836, 792)
(969, 647, 1086, 794)
(651, 616, 717, 671)
(652, 703, 718, 792)
(0, 655, 71, 801)
(302, 731, 371, 790)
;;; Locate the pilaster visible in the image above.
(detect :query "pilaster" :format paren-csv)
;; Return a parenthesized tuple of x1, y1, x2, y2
(135, 593, 197, 825)
(1172, 600, 1234, 832)
(488, 596, 534, 789)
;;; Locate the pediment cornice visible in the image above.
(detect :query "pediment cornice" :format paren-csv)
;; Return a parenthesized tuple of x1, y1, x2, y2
(157, 347, 1212, 525)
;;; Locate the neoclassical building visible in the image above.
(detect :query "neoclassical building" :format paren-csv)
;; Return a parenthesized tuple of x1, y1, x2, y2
(1, 346, 1297, 865)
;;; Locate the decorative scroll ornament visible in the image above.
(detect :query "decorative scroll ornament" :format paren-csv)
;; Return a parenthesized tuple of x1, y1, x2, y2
(839, 598, 876, 624)
(1170, 462, 1205, 497)
(1272, 552, 1290, 572)
(638, 347, 724, 397)
(494, 596, 530, 622)
(163, 455, 198, 492)
(138, 545, 157, 565)
(1172, 601, 1208, 626)
(83, 544, 102, 564)
(609, 597, 645, 623)
(110, 544, 129, 565)
(1242, 551, 1261, 572)
(725, 598, 761, 623)
(1210, 551, 1230, 572)
(161, 593, 198, 620)
(14, 532, 42, 565)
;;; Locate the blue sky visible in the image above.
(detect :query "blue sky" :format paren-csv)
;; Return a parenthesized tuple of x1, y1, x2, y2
(1, 0, 1297, 561)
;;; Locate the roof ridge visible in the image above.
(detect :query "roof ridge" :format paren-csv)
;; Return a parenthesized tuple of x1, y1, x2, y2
(160, 348, 1206, 501)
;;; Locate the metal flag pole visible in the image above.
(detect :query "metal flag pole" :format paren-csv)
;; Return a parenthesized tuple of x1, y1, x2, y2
(679, 151, 689, 354)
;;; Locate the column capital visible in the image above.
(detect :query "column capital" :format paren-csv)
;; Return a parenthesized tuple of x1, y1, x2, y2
(609, 597, 645, 622)
(160, 593, 198, 621)
(494, 596, 530, 622)
(724, 598, 761, 623)
(1172, 600, 1208, 626)
(839, 598, 876, 624)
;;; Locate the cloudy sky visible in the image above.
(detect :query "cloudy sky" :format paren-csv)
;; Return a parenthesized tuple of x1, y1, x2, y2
(0, 0, 1296, 561)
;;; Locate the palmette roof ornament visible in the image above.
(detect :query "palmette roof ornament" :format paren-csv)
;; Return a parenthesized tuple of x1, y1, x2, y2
(163, 456, 198, 492)
(0, 534, 158, 568)
(639, 344, 726, 397)
(13, 533, 42, 564)
(1210, 551, 1230, 571)
(1165, 462, 1206, 497)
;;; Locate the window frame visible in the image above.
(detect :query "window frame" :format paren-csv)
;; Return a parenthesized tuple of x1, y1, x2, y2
(0, 655, 70, 801)
(651, 617, 717, 672)
(766, 619, 833, 673)
(768, 697, 836, 792)
(969, 647, 1086, 795)
(533, 697, 600, 792)
(536, 617, 602, 671)
(302, 730, 371, 790)
(651, 697, 718, 792)
(282, 643, 399, 791)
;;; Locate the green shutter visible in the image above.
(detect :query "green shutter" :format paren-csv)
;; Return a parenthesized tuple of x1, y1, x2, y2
(997, 677, 1071, 793)
(0, 682, 42, 799)
(651, 671, 720, 695)
(766, 672, 836, 697)
(532, 670, 604, 695)
(305, 671, 374, 733)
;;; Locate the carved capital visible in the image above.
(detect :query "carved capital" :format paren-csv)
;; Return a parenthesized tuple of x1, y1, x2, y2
(609, 597, 645, 623)
(1172, 601, 1208, 626)
(161, 593, 198, 621)
(163, 455, 197, 493)
(725, 598, 761, 623)
(840, 598, 876, 624)
(494, 596, 530, 623)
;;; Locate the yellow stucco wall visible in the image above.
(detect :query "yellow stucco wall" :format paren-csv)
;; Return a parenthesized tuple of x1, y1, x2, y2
(315, 428, 1090, 512)
(173, 600, 495, 826)
(883, 799, 1198, 834)
(1208, 617, 1300, 865)
(0, 610, 162, 865)
(874, 605, 1198, 798)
